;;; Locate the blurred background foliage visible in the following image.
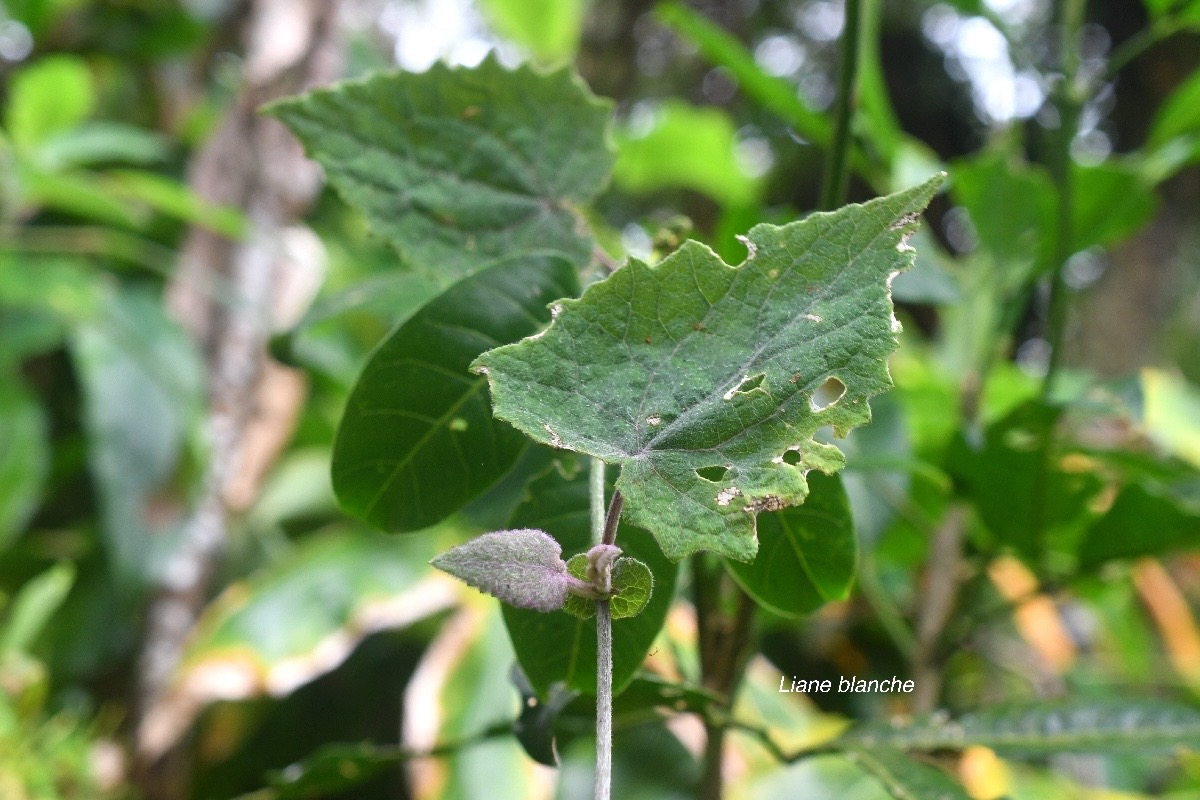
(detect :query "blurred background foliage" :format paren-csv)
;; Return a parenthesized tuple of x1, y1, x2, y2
(0, 0, 1199, 798)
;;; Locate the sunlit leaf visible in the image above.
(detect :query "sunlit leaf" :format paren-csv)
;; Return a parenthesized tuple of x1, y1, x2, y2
(479, 0, 587, 62)
(474, 176, 942, 561)
(613, 101, 761, 207)
(5, 55, 94, 152)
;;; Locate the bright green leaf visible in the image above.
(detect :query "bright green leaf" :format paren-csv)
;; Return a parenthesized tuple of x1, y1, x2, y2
(1148, 67, 1200, 150)
(0, 562, 75, 656)
(266, 57, 614, 286)
(479, 0, 587, 63)
(562, 554, 654, 619)
(842, 699, 1200, 753)
(656, 2, 830, 149)
(613, 101, 761, 208)
(502, 457, 678, 697)
(725, 471, 855, 616)
(474, 176, 942, 562)
(1142, 368, 1200, 468)
(332, 256, 578, 533)
(5, 55, 94, 152)
(846, 748, 971, 800)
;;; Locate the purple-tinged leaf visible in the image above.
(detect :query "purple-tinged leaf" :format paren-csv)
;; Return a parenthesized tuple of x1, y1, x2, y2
(431, 529, 571, 612)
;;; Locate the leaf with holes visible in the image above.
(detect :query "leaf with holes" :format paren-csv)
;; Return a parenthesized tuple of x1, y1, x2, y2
(473, 176, 942, 561)
(266, 56, 614, 286)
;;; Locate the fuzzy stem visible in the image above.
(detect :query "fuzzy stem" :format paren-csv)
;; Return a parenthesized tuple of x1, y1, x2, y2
(589, 457, 617, 800)
(595, 598, 613, 800)
(818, 0, 862, 211)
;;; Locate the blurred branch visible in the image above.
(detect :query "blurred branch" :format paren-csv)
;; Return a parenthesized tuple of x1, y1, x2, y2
(134, 0, 343, 794)
(911, 502, 969, 714)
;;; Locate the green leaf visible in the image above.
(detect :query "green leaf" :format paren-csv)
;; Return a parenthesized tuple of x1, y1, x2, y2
(431, 529, 572, 612)
(656, 2, 831, 149)
(562, 555, 654, 619)
(0, 375, 49, 552)
(502, 457, 679, 697)
(950, 151, 1054, 282)
(71, 289, 205, 585)
(0, 562, 75, 655)
(725, 471, 855, 616)
(474, 176, 942, 562)
(946, 400, 1100, 559)
(5, 55, 94, 152)
(332, 256, 578, 533)
(841, 699, 1200, 754)
(1079, 482, 1200, 569)
(1071, 162, 1158, 253)
(613, 101, 761, 208)
(479, 0, 587, 63)
(107, 170, 247, 239)
(262, 742, 404, 800)
(846, 748, 971, 800)
(266, 57, 614, 286)
(35, 122, 170, 170)
(1148, 67, 1200, 150)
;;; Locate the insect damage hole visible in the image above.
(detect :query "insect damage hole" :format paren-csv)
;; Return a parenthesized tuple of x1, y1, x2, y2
(773, 448, 802, 466)
(696, 465, 729, 482)
(810, 377, 846, 411)
(722, 373, 765, 401)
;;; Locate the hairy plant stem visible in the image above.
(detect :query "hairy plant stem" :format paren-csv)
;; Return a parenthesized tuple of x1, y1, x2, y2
(818, 0, 861, 211)
(595, 598, 613, 800)
(589, 458, 623, 800)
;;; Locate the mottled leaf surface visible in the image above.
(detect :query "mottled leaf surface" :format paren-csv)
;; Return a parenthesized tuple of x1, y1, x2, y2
(266, 56, 614, 285)
(474, 177, 942, 561)
(431, 529, 570, 612)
